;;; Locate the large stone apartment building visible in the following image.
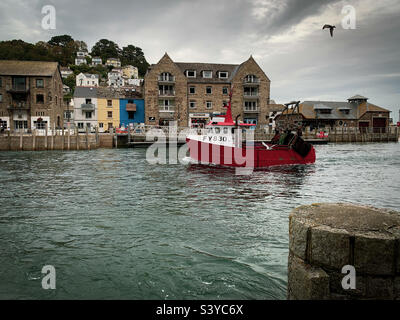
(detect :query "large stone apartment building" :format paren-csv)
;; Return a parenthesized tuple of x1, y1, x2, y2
(144, 53, 281, 127)
(0, 60, 64, 131)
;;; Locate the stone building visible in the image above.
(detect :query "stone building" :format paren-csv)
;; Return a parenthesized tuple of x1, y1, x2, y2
(276, 95, 391, 132)
(0, 60, 64, 131)
(144, 53, 279, 127)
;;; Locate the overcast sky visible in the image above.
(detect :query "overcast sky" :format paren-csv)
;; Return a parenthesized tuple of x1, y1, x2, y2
(1, 0, 399, 121)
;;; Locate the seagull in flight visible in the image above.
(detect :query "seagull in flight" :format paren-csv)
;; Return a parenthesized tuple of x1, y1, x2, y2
(323, 24, 336, 37)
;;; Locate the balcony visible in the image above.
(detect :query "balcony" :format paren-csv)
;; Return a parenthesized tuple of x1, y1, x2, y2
(81, 103, 95, 111)
(158, 90, 176, 97)
(7, 102, 30, 110)
(6, 84, 30, 94)
(159, 105, 175, 112)
(158, 76, 175, 83)
(126, 103, 137, 112)
(243, 107, 260, 113)
(243, 78, 260, 85)
(243, 92, 259, 99)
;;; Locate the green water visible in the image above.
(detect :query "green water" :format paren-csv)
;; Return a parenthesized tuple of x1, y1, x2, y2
(0, 143, 399, 299)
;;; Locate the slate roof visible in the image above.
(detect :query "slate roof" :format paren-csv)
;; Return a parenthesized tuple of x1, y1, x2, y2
(175, 62, 240, 83)
(73, 87, 98, 98)
(0, 60, 59, 76)
(283, 99, 390, 120)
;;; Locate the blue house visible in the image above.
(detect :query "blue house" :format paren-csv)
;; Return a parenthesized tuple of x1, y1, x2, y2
(119, 99, 145, 127)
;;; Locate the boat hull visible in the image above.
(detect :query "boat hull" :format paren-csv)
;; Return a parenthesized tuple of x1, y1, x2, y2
(186, 138, 316, 168)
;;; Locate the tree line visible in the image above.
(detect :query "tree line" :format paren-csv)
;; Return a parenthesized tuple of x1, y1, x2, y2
(0, 35, 149, 77)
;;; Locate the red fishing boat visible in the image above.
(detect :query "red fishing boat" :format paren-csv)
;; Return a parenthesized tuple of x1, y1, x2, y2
(186, 92, 316, 168)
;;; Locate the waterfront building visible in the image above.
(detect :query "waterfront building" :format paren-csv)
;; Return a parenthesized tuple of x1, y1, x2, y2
(76, 73, 99, 87)
(73, 87, 98, 131)
(122, 65, 139, 79)
(97, 87, 121, 132)
(276, 95, 391, 131)
(119, 89, 145, 127)
(144, 53, 274, 127)
(0, 60, 64, 131)
(60, 67, 73, 79)
(106, 58, 121, 68)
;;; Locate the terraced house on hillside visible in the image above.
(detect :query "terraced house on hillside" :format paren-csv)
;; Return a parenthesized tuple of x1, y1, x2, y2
(144, 53, 284, 128)
(0, 60, 64, 131)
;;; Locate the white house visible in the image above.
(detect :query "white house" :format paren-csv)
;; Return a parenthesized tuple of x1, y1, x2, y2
(60, 67, 73, 78)
(92, 57, 102, 66)
(73, 87, 98, 132)
(75, 57, 86, 66)
(107, 71, 125, 88)
(76, 73, 99, 87)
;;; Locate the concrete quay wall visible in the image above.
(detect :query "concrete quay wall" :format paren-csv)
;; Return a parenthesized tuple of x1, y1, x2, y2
(288, 203, 400, 300)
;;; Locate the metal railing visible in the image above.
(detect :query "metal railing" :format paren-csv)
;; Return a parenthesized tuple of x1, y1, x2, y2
(243, 78, 260, 84)
(158, 76, 175, 82)
(159, 105, 175, 112)
(158, 90, 176, 96)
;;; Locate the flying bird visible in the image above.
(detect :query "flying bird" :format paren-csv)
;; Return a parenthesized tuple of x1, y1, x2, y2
(323, 24, 336, 37)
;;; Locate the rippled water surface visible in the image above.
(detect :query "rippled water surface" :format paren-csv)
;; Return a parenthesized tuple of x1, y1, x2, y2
(0, 143, 399, 299)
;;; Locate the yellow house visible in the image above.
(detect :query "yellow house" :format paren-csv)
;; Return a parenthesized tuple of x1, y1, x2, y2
(97, 88, 120, 132)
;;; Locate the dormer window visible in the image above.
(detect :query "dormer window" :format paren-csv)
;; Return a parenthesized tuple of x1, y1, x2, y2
(186, 70, 196, 78)
(202, 71, 212, 78)
(218, 71, 228, 79)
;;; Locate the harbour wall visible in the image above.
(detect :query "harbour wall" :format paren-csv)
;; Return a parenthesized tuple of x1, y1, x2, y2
(288, 203, 400, 300)
(0, 131, 114, 151)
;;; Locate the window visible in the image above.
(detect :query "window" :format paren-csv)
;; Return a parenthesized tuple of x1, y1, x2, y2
(36, 94, 44, 103)
(244, 101, 258, 111)
(107, 111, 113, 118)
(107, 100, 112, 107)
(108, 123, 113, 129)
(244, 75, 258, 83)
(78, 123, 84, 129)
(222, 87, 228, 95)
(244, 87, 258, 96)
(186, 70, 196, 78)
(34, 120, 47, 130)
(189, 101, 196, 109)
(206, 101, 212, 109)
(99, 123, 104, 128)
(206, 86, 212, 94)
(189, 86, 196, 94)
(36, 79, 44, 88)
(128, 112, 135, 119)
(219, 71, 228, 79)
(85, 112, 92, 119)
(159, 72, 174, 81)
(203, 71, 212, 78)
(0, 94, 2, 102)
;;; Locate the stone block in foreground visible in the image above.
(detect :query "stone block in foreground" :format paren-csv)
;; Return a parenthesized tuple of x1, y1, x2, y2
(288, 203, 400, 300)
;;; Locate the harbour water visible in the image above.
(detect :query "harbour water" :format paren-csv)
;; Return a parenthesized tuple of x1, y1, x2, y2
(0, 142, 399, 300)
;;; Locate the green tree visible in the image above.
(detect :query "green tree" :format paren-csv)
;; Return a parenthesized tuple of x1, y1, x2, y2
(48, 35, 74, 47)
(121, 45, 149, 76)
(91, 39, 121, 62)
